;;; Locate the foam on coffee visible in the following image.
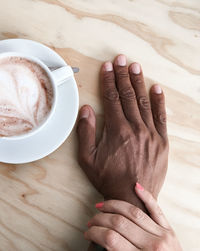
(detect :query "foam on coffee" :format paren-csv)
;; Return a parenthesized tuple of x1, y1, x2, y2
(0, 56, 53, 137)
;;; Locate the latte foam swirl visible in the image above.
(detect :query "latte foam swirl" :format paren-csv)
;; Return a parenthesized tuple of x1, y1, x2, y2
(0, 57, 53, 137)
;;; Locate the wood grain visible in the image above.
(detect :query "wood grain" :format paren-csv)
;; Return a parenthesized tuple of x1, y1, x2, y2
(0, 0, 200, 250)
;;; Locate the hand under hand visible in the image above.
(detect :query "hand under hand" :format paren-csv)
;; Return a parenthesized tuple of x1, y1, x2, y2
(85, 183, 182, 251)
(77, 55, 169, 210)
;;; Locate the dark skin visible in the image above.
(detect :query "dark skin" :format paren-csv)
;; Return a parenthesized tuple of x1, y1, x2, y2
(77, 55, 169, 213)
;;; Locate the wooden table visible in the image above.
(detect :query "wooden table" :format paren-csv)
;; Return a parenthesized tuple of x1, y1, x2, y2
(0, 0, 199, 250)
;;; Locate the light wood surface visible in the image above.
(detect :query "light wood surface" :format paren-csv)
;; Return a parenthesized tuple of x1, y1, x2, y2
(0, 0, 200, 250)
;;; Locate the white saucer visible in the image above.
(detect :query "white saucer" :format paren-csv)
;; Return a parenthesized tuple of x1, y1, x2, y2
(0, 39, 79, 164)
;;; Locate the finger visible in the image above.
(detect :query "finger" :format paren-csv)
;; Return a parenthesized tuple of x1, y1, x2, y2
(85, 226, 138, 251)
(113, 55, 142, 126)
(95, 200, 162, 236)
(129, 63, 155, 130)
(101, 62, 126, 131)
(77, 105, 96, 170)
(150, 84, 167, 138)
(88, 213, 152, 249)
(135, 183, 170, 229)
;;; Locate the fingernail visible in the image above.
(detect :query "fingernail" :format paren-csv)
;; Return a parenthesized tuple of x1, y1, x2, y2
(79, 107, 89, 119)
(131, 63, 141, 74)
(153, 84, 162, 94)
(95, 202, 104, 209)
(87, 221, 92, 227)
(104, 62, 113, 71)
(136, 182, 144, 191)
(116, 55, 126, 66)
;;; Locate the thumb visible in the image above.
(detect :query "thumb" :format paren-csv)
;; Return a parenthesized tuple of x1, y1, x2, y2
(77, 105, 96, 169)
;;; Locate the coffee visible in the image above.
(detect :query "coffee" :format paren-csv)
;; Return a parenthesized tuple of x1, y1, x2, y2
(0, 56, 53, 137)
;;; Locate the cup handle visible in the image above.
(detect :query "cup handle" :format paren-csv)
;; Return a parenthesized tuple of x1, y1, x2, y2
(51, 66, 74, 86)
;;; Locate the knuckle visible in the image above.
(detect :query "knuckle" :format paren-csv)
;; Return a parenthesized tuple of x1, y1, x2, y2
(156, 205, 164, 218)
(102, 72, 115, 84)
(150, 130, 158, 141)
(119, 87, 136, 101)
(152, 240, 166, 251)
(116, 68, 129, 81)
(138, 96, 150, 110)
(134, 122, 142, 131)
(118, 126, 132, 142)
(132, 75, 144, 85)
(159, 113, 167, 124)
(104, 89, 120, 103)
(136, 124, 149, 139)
(138, 123, 146, 132)
(111, 215, 126, 229)
(130, 207, 144, 220)
(105, 229, 118, 249)
(154, 113, 166, 125)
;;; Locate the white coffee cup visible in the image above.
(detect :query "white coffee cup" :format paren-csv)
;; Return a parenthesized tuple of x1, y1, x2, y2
(0, 52, 74, 141)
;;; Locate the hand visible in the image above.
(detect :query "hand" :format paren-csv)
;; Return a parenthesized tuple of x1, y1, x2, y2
(77, 55, 169, 210)
(85, 183, 183, 251)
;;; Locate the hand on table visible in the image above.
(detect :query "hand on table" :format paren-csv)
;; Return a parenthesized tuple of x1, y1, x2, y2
(77, 55, 169, 210)
(85, 183, 182, 251)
